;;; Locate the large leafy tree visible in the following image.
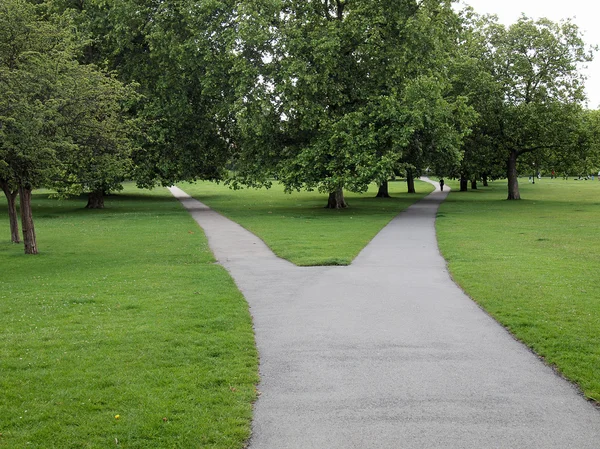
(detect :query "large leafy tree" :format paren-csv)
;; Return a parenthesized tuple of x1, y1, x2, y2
(50, 0, 240, 188)
(0, 0, 72, 252)
(0, 0, 137, 253)
(463, 13, 593, 200)
(233, 0, 473, 208)
(51, 66, 140, 209)
(447, 28, 507, 191)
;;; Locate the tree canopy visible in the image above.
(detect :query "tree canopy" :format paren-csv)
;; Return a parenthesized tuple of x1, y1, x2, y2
(458, 12, 593, 199)
(50, 66, 140, 209)
(232, 0, 474, 207)
(0, 0, 138, 252)
(53, 0, 241, 187)
(3, 0, 600, 256)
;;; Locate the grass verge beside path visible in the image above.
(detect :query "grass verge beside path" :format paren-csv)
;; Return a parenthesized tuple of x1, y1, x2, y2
(437, 178, 600, 402)
(178, 180, 434, 266)
(0, 185, 258, 448)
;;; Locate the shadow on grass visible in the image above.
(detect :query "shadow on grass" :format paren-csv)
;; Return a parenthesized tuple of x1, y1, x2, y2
(446, 188, 595, 208)
(190, 193, 232, 202)
(24, 191, 183, 219)
(234, 199, 424, 217)
(31, 191, 175, 203)
(106, 191, 175, 202)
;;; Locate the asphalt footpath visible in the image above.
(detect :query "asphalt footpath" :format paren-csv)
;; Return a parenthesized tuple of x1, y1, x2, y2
(169, 183, 600, 449)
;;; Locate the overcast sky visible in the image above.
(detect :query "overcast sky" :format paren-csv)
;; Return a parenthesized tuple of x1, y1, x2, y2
(458, 0, 600, 108)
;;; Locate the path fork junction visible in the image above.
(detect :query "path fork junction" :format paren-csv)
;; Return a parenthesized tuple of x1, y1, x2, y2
(169, 183, 600, 449)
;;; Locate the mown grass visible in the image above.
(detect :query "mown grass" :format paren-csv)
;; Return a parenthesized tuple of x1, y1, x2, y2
(0, 185, 258, 448)
(178, 180, 434, 266)
(437, 178, 600, 402)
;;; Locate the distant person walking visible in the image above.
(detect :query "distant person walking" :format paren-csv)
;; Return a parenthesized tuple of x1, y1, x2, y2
(439, 179, 445, 191)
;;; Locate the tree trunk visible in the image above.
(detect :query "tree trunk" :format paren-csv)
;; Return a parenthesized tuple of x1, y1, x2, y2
(19, 186, 38, 254)
(325, 188, 347, 209)
(482, 174, 489, 187)
(460, 176, 468, 192)
(507, 150, 521, 200)
(406, 169, 416, 194)
(376, 181, 391, 198)
(1, 181, 20, 243)
(86, 190, 105, 209)
(471, 179, 478, 190)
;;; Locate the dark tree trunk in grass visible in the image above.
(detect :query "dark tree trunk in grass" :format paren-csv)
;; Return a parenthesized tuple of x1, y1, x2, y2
(482, 174, 489, 187)
(376, 181, 391, 198)
(507, 150, 521, 200)
(406, 170, 416, 193)
(471, 179, 478, 190)
(86, 190, 105, 209)
(1, 182, 20, 243)
(19, 186, 38, 255)
(325, 188, 347, 209)
(459, 176, 468, 192)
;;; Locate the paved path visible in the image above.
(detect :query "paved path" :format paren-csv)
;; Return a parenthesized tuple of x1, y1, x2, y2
(169, 183, 600, 448)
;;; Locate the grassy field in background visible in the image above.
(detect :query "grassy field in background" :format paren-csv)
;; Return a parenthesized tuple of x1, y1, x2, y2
(0, 185, 258, 448)
(178, 180, 434, 266)
(437, 178, 600, 402)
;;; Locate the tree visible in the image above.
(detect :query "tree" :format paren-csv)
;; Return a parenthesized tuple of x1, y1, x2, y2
(0, 175, 19, 243)
(464, 13, 593, 200)
(448, 52, 506, 190)
(547, 109, 600, 177)
(0, 0, 137, 252)
(50, 0, 239, 189)
(233, 0, 473, 208)
(51, 65, 139, 209)
(0, 0, 71, 253)
(578, 110, 600, 176)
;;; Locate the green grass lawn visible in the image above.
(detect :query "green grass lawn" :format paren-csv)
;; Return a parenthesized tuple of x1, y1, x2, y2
(0, 185, 258, 448)
(177, 180, 434, 265)
(4, 174, 598, 449)
(437, 178, 600, 402)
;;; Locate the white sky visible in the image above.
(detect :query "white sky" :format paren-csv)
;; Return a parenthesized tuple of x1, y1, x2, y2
(458, 0, 600, 108)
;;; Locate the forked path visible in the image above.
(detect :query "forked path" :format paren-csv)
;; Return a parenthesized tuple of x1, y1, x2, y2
(169, 183, 600, 448)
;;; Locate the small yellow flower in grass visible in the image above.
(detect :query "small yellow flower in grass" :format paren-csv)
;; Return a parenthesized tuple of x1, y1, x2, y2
(115, 415, 120, 420)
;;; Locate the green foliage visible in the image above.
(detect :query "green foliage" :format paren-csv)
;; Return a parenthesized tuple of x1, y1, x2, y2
(546, 108, 600, 177)
(456, 11, 594, 198)
(178, 179, 434, 265)
(233, 0, 473, 196)
(51, 66, 140, 198)
(0, 0, 141, 249)
(0, 0, 136, 194)
(0, 185, 258, 448)
(437, 179, 600, 402)
(0, 0, 72, 189)
(53, 0, 240, 187)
